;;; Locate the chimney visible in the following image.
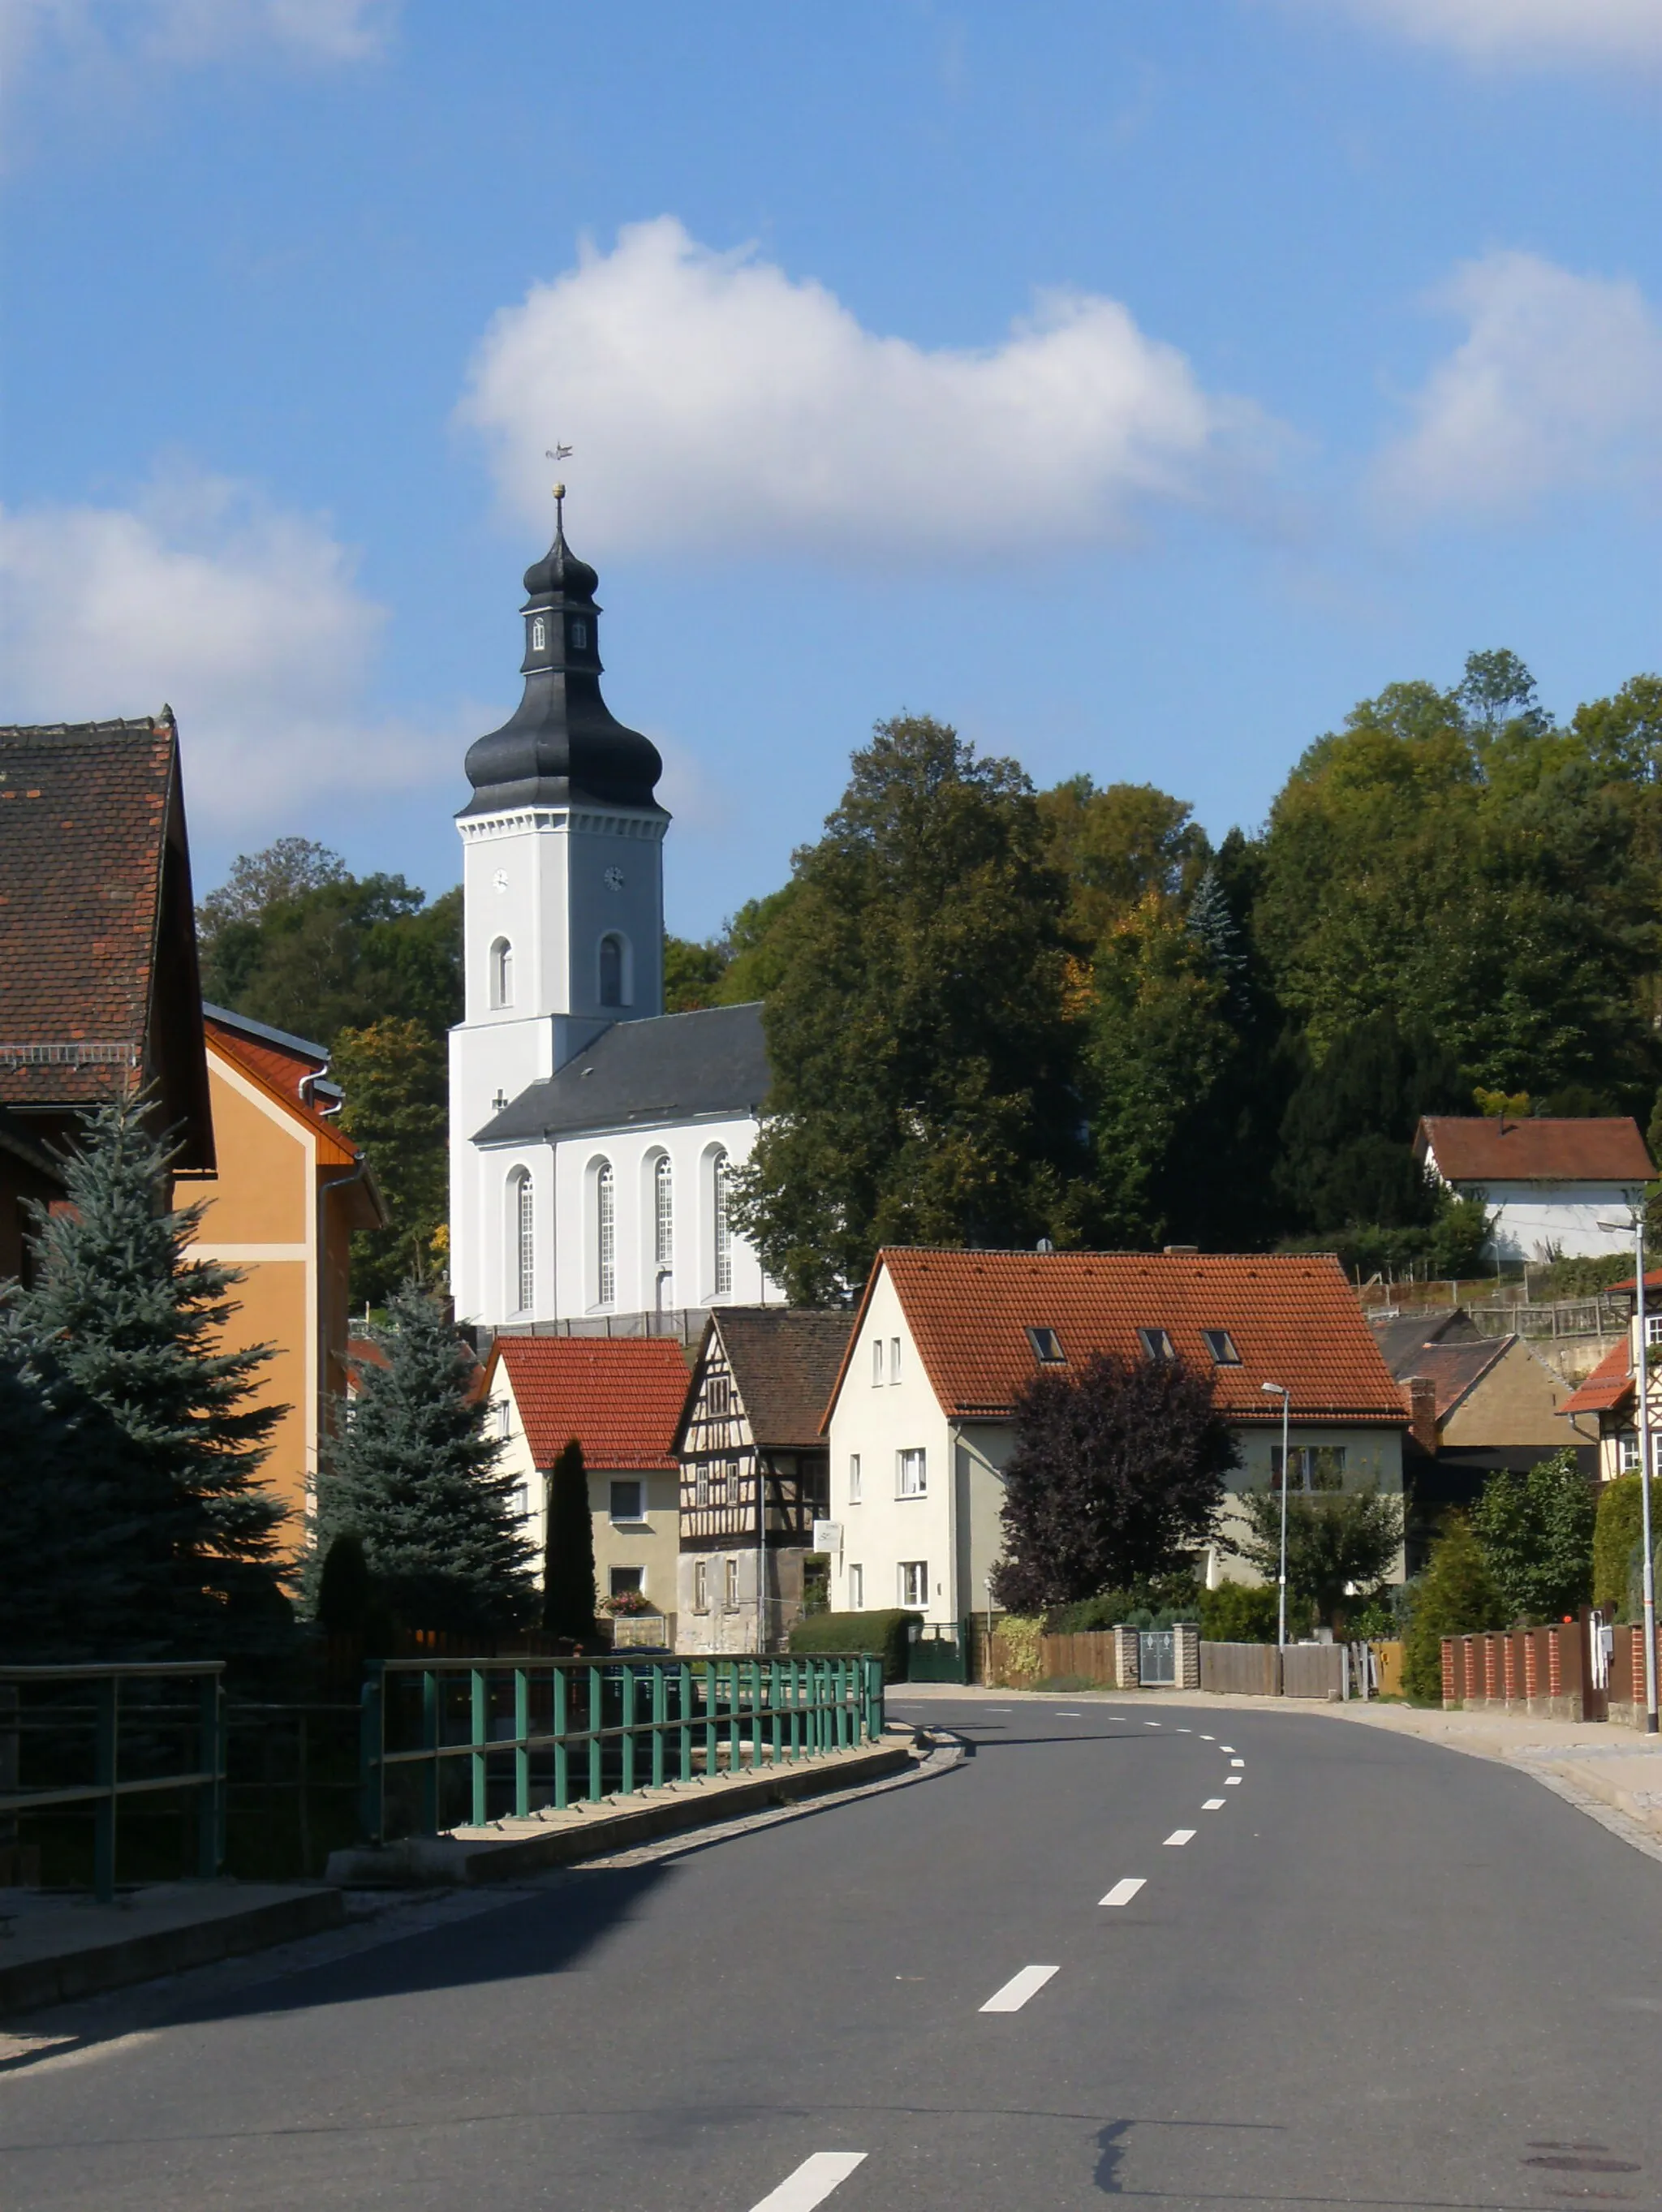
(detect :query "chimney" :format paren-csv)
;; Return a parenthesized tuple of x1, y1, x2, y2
(1404, 1375, 1438, 1455)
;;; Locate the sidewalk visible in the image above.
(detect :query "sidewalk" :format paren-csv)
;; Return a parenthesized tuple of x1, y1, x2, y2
(889, 1681, 1662, 1861)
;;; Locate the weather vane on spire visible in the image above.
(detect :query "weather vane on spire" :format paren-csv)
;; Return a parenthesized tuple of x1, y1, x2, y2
(545, 446, 573, 530)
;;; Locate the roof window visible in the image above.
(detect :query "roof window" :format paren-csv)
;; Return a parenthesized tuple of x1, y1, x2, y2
(1026, 1326, 1066, 1364)
(1138, 1328, 1176, 1363)
(1202, 1328, 1242, 1366)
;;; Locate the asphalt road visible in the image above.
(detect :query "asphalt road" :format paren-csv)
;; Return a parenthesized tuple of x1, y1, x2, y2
(6, 1694, 1662, 2211)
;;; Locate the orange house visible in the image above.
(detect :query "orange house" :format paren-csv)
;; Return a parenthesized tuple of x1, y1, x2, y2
(179, 1005, 387, 1535)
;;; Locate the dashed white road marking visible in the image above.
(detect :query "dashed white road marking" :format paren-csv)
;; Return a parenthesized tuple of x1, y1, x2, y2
(1230, 1758, 1245, 1767)
(980, 1965, 1060, 2012)
(1176, 1727, 1192, 1732)
(1199, 1734, 1215, 1741)
(747, 2152, 868, 2210)
(1055, 1711, 1083, 1717)
(1164, 1829, 1196, 1847)
(1225, 1775, 1242, 1786)
(1100, 1877, 1147, 1906)
(1219, 1744, 1235, 1752)
(1203, 1798, 1225, 1810)
(1143, 1721, 1161, 1728)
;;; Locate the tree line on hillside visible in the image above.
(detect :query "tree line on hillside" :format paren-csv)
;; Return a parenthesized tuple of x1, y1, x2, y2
(196, 651, 1662, 1307)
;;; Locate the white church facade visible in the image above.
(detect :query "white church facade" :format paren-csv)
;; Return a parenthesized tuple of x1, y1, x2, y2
(448, 500, 777, 1335)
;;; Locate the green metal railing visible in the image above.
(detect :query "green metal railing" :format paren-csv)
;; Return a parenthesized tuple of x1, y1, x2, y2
(0, 1662, 226, 1903)
(359, 1654, 885, 1846)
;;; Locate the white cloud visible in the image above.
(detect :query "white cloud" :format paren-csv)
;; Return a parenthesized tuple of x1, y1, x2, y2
(1311, 0, 1662, 67)
(1373, 251, 1662, 523)
(0, 471, 450, 830)
(458, 217, 1271, 563)
(0, 0, 394, 79)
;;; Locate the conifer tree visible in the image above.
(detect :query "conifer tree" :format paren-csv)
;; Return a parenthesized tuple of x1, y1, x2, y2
(541, 1439, 597, 1642)
(317, 1283, 535, 1637)
(13, 1093, 289, 1653)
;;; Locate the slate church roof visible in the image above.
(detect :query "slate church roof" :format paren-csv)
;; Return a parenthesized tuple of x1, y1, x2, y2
(479, 1001, 770, 1144)
(0, 712, 213, 1166)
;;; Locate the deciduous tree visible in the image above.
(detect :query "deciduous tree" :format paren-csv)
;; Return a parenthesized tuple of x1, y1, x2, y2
(1470, 1449, 1595, 1623)
(1229, 1484, 1404, 1631)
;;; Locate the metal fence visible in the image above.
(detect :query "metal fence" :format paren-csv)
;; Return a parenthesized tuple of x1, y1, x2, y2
(0, 1663, 226, 1904)
(1467, 1293, 1630, 1341)
(359, 1654, 886, 1846)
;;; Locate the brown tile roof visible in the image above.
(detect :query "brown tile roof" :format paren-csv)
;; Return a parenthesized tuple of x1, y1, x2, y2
(0, 717, 175, 1107)
(489, 1336, 690, 1470)
(829, 1248, 1410, 1428)
(708, 1307, 853, 1448)
(1389, 1337, 1512, 1423)
(1416, 1115, 1653, 1184)
(1561, 1340, 1634, 1418)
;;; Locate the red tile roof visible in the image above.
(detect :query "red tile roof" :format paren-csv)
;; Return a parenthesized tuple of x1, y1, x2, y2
(829, 1248, 1410, 1427)
(1416, 1115, 1652, 1184)
(1561, 1340, 1634, 1418)
(489, 1336, 691, 1470)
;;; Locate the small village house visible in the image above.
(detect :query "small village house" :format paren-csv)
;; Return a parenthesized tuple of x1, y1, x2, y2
(0, 712, 214, 1273)
(484, 1335, 691, 1633)
(183, 1006, 388, 1529)
(1414, 1115, 1652, 1264)
(821, 1248, 1411, 1628)
(672, 1307, 846, 1654)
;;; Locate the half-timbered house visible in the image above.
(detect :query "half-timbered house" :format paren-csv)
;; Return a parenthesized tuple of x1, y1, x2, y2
(673, 1308, 850, 1654)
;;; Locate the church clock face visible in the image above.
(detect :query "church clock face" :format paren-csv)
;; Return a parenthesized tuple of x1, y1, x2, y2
(604, 866, 626, 891)
(493, 869, 508, 893)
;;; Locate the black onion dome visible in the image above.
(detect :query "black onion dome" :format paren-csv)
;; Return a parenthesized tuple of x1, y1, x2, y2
(461, 510, 664, 817)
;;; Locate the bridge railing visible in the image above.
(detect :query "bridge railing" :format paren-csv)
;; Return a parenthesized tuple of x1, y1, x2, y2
(0, 1662, 226, 1903)
(358, 1653, 886, 1845)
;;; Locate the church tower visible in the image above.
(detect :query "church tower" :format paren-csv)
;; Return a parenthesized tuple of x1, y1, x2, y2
(449, 497, 670, 1320)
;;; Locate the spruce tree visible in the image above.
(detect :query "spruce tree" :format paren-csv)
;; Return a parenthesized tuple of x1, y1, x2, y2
(13, 1093, 289, 1655)
(541, 1438, 597, 1642)
(318, 1283, 535, 1637)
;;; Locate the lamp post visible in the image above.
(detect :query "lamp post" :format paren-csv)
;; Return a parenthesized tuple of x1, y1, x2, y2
(1602, 1199, 1658, 1734)
(1262, 1380, 1291, 1652)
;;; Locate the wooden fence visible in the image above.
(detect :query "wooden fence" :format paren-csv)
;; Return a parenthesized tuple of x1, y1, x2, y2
(984, 1630, 1357, 1699)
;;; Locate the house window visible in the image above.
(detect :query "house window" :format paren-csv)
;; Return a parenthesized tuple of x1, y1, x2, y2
(570, 618, 588, 651)
(1138, 1328, 1176, 1362)
(708, 1375, 731, 1418)
(1272, 1444, 1347, 1492)
(849, 1563, 864, 1609)
(599, 933, 625, 1009)
(695, 1465, 709, 1508)
(889, 1336, 902, 1384)
(694, 1559, 708, 1611)
(713, 1148, 732, 1297)
(596, 1162, 615, 1306)
(610, 1479, 644, 1523)
(898, 1448, 927, 1498)
(510, 1170, 534, 1314)
(898, 1560, 928, 1609)
(872, 1338, 885, 1386)
(1647, 1315, 1662, 1347)
(1619, 1432, 1642, 1473)
(1027, 1326, 1066, 1364)
(489, 936, 514, 1009)
(609, 1566, 644, 1599)
(725, 1557, 739, 1608)
(848, 1453, 862, 1505)
(654, 1154, 674, 1267)
(531, 615, 546, 652)
(496, 1401, 511, 1441)
(510, 1483, 528, 1521)
(1203, 1329, 1241, 1366)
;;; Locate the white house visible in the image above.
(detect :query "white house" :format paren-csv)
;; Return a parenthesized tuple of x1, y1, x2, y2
(1414, 1115, 1653, 1264)
(821, 1247, 1411, 1627)
(449, 497, 776, 1333)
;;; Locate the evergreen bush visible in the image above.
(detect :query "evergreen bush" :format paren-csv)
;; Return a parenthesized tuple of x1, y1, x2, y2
(541, 1438, 597, 1642)
(1402, 1516, 1505, 1704)
(787, 1608, 912, 1681)
(316, 1281, 535, 1637)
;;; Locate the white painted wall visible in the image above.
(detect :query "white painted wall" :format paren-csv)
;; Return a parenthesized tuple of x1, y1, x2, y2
(1462, 1181, 1640, 1263)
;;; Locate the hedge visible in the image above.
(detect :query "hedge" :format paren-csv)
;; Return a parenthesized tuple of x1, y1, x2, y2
(788, 1608, 913, 1681)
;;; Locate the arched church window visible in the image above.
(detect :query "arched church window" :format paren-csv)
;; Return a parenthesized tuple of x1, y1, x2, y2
(599, 933, 624, 1008)
(531, 616, 546, 652)
(510, 1170, 534, 1315)
(490, 937, 513, 1009)
(654, 1154, 674, 1268)
(713, 1148, 732, 1298)
(596, 1161, 616, 1306)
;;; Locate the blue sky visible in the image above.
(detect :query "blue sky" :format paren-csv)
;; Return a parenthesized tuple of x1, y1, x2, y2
(2, 1, 1659, 936)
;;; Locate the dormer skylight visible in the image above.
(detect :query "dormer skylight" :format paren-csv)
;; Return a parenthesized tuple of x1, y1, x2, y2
(1138, 1328, 1176, 1362)
(1203, 1328, 1242, 1365)
(1027, 1325, 1066, 1364)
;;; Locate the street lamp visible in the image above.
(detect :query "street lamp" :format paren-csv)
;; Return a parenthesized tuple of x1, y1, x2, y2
(1600, 1199, 1657, 1734)
(1262, 1380, 1291, 1651)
